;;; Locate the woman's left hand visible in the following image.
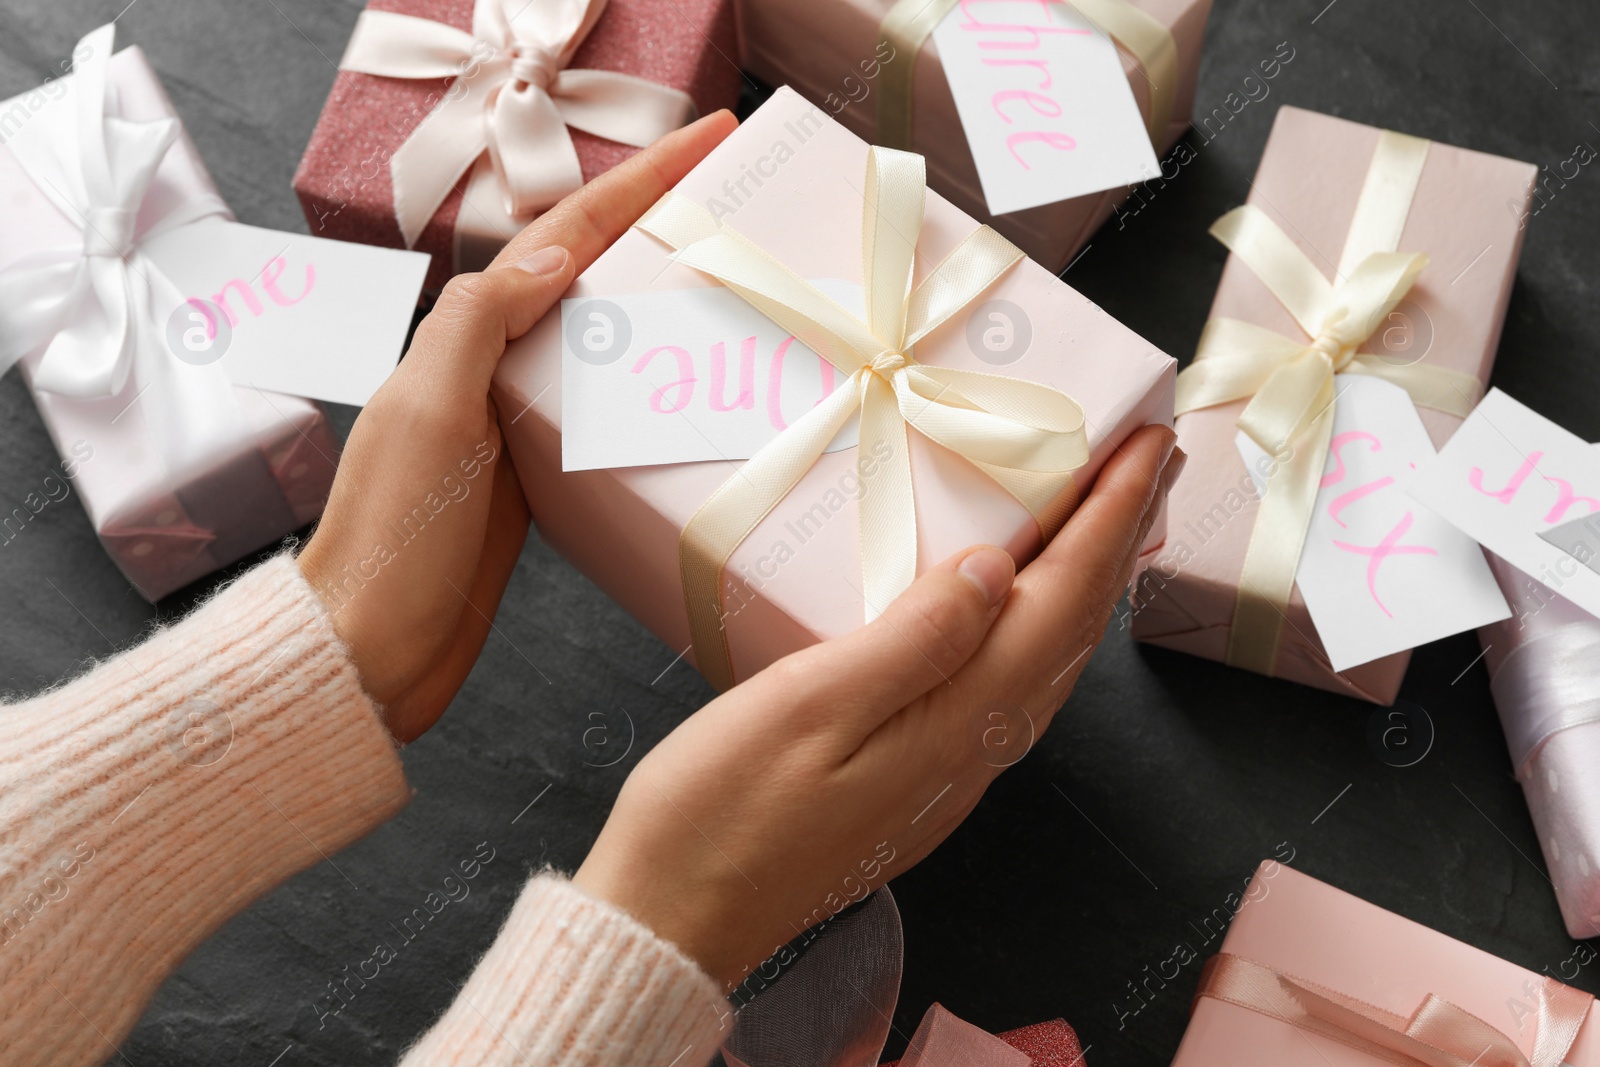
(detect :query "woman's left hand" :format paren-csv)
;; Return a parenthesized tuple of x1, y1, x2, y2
(298, 111, 739, 743)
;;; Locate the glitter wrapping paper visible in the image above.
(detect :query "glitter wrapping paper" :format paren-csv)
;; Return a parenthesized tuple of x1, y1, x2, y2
(293, 0, 741, 293)
(1478, 552, 1600, 939)
(733, 0, 1212, 272)
(1128, 106, 1537, 705)
(0, 45, 335, 601)
(491, 87, 1174, 688)
(1171, 862, 1600, 1066)
(880, 1015, 1085, 1066)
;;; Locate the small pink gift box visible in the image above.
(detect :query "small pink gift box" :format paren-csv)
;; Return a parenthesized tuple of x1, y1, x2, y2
(0, 44, 335, 601)
(1173, 862, 1600, 1066)
(733, 0, 1213, 272)
(1129, 106, 1538, 704)
(294, 0, 741, 293)
(492, 87, 1174, 688)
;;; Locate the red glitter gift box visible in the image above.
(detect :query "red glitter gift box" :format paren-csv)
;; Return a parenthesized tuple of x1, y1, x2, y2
(294, 0, 740, 292)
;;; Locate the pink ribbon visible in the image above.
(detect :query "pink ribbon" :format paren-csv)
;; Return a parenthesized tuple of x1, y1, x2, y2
(338, 0, 698, 253)
(722, 890, 1045, 1067)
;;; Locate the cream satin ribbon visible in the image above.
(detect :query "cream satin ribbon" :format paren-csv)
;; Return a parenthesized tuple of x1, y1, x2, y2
(636, 148, 1089, 691)
(0, 22, 240, 475)
(1174, 130, 1484, 675)
(339, 0, 697, 252)
(876, 0, 1177, 154)
(1197, 953, 1592, 1067)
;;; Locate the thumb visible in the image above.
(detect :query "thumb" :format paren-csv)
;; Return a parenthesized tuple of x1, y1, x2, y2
(757, 545, 1015, 730)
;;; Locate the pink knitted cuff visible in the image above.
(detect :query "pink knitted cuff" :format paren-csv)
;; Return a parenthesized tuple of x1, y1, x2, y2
(0, 554, 410, 1066)
(399, 873, 728, 1067)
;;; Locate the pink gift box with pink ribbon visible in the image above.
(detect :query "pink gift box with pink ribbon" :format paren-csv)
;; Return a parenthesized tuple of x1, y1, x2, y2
(0, 40, 335, 600)
(294, 0, 741, 293)
(1173, 861, 1600, 1067)
(1129, 106, 1538, 704)
(492, 87, 1174, 689)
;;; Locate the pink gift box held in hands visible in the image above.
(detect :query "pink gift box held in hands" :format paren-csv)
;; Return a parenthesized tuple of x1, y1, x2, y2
(492, 87, 1174, 690)
(0, 40, 336, 601)
(294, 0, 741, 293)
(1129, 105, 1538, 705)
(1172, 861, 1600, 1067)
(733, 0, 1213, 272)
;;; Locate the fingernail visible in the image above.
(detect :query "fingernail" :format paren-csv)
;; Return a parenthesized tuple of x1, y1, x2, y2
(958, 546, 1015, 609)
(1159, 428, 1178, 467)
(515, 246, 570, 277)
(1163, 447, 1188, 489)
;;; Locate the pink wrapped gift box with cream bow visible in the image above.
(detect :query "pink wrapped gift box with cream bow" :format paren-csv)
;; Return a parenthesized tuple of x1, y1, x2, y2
(1129, 106, 1538, 704)
(294, 0, 741, 292)
(733, 0, 1213, 272)
(1173, 861, 1600, 1067)
(0, 27, 338, 600)
(492, 87, 1173, 690)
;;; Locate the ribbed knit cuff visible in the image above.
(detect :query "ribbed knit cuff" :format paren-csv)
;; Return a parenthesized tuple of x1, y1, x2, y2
(399, 874, 728, 1067)
(0, 554, 410, 1067)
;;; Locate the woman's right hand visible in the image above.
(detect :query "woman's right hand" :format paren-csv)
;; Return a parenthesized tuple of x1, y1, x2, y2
(573, 423, 1183, 988)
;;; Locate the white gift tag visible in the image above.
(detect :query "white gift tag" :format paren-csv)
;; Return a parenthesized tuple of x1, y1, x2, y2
(142, 218, 429, 407)
(1410, 388, 1600, 618)
(1237, 376, 1509, 672)
(561, 281, 861, 472)
(931, 0, 1161, 216)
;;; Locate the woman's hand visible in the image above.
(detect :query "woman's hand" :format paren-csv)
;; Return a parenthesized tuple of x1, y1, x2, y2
(299, 111, 740, 743)
(574, 424, 1184, 987)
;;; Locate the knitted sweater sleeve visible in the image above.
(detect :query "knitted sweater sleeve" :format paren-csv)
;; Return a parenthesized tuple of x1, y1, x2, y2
(0, 555, 727, 1067)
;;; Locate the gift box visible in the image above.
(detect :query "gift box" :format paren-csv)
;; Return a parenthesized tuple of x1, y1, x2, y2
(1129, 105, 1538, 704)
(1172, 861, 1600, 1066)
(492, 86, 1174, 690)
(1478, 552, 1600, 939)
(733, 0, 1213, 272)
(0, 30, 338, 600)
(294, 0, 741, 293)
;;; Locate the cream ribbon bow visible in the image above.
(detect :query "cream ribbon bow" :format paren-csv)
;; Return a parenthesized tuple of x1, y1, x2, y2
(0, 23, 239, 470)
(340, 0, 699, 249)
(876, 0, 1178, 153)
(637, 148, 1089, 691)
(1175, 131, 1484, 674)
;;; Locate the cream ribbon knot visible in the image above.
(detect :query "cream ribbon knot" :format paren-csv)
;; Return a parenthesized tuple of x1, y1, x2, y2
(339, 0, 699, 249)
(1174, 130, 1485, 674)
(636, 147, 1090, 691)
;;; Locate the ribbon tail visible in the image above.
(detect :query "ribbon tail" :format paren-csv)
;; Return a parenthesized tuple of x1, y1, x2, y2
(1346, 355, 1483, 419)
(1227, 375, 1336, 675)
(859, 372, 916, 621)
(550, 69, 697, 147)
(488, 83, 584, 217)
(389, 73, 496, 248)
(681, 379, 864, 691)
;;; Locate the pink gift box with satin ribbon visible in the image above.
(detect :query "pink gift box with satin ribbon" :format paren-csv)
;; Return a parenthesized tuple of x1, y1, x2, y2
(492, 87, 1174, 689)
(1478, 553, 1600, 940)
(1172, 862, 1600, 1067)
(733, 0, 1212, 272)
(1129, 105, 1537, 705)
(293, 0, 740, 293)
(0, 45, 335, 601)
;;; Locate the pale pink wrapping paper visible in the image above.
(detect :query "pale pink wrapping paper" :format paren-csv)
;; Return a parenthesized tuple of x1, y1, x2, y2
(0, 47, 336, 600)
(1172, 862, 1600, 1067)
(492, 87, 1174, 687)
(1478, 553, 1600, 939)
(1130, 105, 1537, 705)
(733, 0, 1212, 272)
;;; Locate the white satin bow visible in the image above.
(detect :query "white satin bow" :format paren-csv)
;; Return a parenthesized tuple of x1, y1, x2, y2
(339, 0, 699, 248)
(0, 23, 238, 470)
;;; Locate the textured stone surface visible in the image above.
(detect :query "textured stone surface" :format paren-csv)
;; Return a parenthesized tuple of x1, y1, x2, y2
(0, 1, 1597, 1064)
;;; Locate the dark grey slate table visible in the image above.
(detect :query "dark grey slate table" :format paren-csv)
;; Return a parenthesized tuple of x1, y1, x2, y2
(2, 1, 1597, 1064)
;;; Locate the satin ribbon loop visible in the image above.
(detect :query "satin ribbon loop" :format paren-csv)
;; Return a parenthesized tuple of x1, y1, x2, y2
(339, 0, 698, 250)
(1196, 953, 1592, 1067)
(635, 147, 1087, 691)
(1171, 130, 1489, 673)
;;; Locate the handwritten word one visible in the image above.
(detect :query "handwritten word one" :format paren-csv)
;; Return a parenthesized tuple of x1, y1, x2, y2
(187, 254, 316, 339)
(631, 335, 840, 431)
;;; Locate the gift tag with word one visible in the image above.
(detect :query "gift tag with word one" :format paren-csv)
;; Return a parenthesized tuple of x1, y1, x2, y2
(931, 0, 1161, 216)
(561, 280, 862, 472)
(1237, 375, 1509, 672)
(144, 218, 429, 407)
(1410, 388, 1600, 618)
